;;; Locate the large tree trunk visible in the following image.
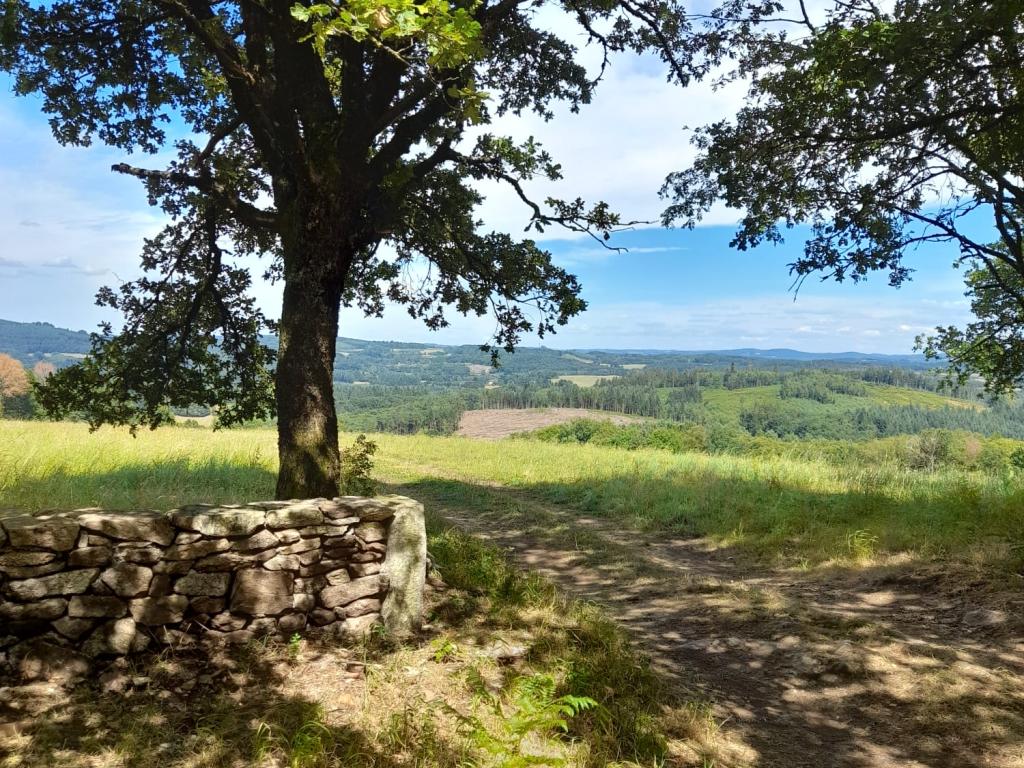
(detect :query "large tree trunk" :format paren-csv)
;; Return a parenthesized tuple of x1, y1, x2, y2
(274, 235, 345, 499)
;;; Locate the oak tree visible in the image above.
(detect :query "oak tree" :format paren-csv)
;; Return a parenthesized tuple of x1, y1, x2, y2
(1, 0, 735, 496)
(662, 0, 1024, 393)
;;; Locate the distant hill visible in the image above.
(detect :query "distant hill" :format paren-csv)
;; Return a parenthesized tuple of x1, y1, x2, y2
(0, 319, 91, 366)
(0, 317, 937, 385)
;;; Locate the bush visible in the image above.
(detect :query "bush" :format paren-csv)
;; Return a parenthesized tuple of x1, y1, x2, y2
(340, 434, 378, 496)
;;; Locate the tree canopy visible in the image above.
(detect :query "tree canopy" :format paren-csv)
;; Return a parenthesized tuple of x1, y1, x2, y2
(662, 0, 1024, 393)
(1, 0, 768, 495)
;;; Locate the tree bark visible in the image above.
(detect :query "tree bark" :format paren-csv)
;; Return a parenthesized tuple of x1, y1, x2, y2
(274, 239, 345, 499)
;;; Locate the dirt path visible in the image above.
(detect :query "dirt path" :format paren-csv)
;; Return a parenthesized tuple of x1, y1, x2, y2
(404, 479, 1024, 768)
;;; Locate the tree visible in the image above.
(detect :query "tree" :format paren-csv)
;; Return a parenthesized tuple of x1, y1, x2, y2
(0, 353, 30, 398)
(32, 361, 56, 380)
(1, 0, 726, 497)
(661, 0, 1024, 393)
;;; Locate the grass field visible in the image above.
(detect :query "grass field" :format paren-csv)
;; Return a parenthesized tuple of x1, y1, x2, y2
(4, 420, 1024, 766)
(2, 421, 1021, 570)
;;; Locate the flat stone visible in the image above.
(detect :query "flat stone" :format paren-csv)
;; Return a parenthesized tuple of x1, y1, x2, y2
(249, 617, 278, 635)
(69, 595, 128, 618)
(0, 561, 66, 579)
(266, 502, 324, 529)
(83, 617, 138, 656)
(68, 546, 112, 568)
(299, 524, 352, 537)
(232, 530, 279, 552)
(4, 568, 98, 600)
(355, 521, 387, 543)
(278, 613, 306, 633)
(263, 554, 301, 571)
(279, 538, 319, 555)
(189, 596, 224, 614)
(0, 551, 58, 567)
(165, 539, 231, 560)
(341, 613, 380, 638)
(52, 616, 96, 639)
(341, 597, 381, 618)
(231, 570, 293, 616)
(148, 573, 172, 596)
(300, 559, 349, 578)
(194, 551, 257, 572)
(174, 571, 230, 596)
(349, 562, 382, 578)
(350, 552, 380, 563)
(129, 595, 188, 625)
(310, 608, 336, 626)
(207, 612, 244, 631)
(77, 512, 174, 546)
(0, 598, 67, 621)
(175, 532, 203, 544)
(12, 639, 91, 682)
(206, 628, 255, 645)
(100, 563, 153, 597)
(332, 496, 397, 522)
(116, 545, 163, 566)
(325, 569, 351, 586)
(153, 559, 194, 575)
(2, 516, 80, 551)
(298, 550, 321, 567)
(292, 593, 315, 612)
(275, 529, 301, 544)
(170, 507, 266, 537)
(248, 501, 293, 510)
(320, 575, 383, 609)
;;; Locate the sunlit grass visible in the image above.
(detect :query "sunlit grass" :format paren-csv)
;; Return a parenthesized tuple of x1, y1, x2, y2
(2, 420, 1022, 568)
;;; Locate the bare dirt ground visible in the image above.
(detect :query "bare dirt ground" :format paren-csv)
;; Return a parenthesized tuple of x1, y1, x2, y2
(410, 480, 1024, 768)
(455, 408, 644, 440)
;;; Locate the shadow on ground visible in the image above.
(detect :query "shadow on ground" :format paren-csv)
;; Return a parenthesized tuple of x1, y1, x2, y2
(0, 635, 481, 768)
(395, 476, 1024, 768)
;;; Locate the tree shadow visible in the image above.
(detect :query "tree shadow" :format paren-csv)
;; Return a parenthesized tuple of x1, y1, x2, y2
(392, 475, 1024, 768)
(0, 635, 473, 768)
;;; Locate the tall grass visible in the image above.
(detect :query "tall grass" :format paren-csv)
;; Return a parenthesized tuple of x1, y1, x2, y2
(2, 420, 1022, 568)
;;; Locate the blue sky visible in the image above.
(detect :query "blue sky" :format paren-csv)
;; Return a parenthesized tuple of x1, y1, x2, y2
(0, 51, 979, 354)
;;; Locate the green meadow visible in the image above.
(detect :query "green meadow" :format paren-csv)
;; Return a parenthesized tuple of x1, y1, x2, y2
(4, 420, 1022, 571)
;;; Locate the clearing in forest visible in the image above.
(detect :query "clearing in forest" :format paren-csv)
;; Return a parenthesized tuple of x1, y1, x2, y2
(455, 407, 643, 439)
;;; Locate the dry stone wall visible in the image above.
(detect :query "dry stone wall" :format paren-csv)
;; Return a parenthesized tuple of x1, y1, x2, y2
(0, 495, 426, 659)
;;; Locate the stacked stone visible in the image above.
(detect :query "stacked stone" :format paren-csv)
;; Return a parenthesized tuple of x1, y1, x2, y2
(0, 495, 424, 659)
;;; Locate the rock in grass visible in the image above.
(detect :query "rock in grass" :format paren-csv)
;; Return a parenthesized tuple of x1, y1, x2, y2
(11, 639, 91, 682)
(83, 618, 139, 656)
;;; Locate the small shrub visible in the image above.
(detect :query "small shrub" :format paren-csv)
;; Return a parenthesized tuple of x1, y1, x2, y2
(340, 434, 378, 496)
(1011, 447, 1024, 470)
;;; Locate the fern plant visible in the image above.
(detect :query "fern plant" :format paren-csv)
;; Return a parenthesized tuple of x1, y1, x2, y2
(445, 670, 599, 767)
